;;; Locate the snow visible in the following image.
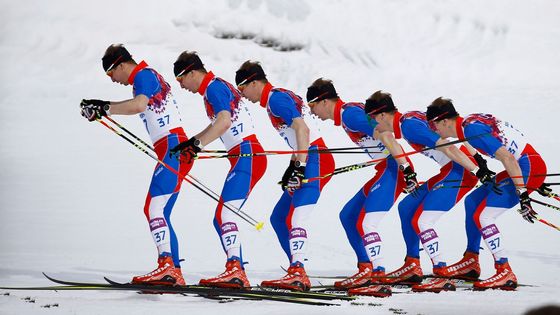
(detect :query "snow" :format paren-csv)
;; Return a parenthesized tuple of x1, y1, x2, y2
(1, 0, 560, 314)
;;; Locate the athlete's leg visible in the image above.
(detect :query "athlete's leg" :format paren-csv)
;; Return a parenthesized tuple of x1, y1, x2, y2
(144, 132, 191, 268)
(464, 186, 490, 254)
(213, 140, 267, 264)
(288, 142, 334, 266)
(398, 184, 429, 259)
(417, 164, 476, 267)
(361, 159, 404, 270)
(340, 190, 368, 263)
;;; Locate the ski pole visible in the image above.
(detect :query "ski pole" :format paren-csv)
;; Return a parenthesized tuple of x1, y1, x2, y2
(425, 175, 560, 185)
(198, 145, 392, 155)
(530, 198, 560, 212)
(536, 216, 560, 231)
(97, 119, 264, 230)
(300, 133, 490, 184)
(196, 150, 380, 160)
(104, 117, 264, 229)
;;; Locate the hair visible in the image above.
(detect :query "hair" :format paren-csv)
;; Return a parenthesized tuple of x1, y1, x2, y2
(309, 78, 338, 101)
(238, 60, 268, 83)
(103, 44, 136, 65)
(366, 91, 397, 114)
(428, 97, 458, 120)
(175, 51, 207, 74)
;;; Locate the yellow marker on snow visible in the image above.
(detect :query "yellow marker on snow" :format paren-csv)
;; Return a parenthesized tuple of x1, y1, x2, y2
(255, 222, 265, 231)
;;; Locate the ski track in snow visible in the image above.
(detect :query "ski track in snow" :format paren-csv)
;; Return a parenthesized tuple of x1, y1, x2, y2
(1, 0, 560, 314)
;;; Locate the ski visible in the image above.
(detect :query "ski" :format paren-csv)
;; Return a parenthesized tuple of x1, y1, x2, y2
(41, 273, 353, 304)
(101, 276, 353, 301)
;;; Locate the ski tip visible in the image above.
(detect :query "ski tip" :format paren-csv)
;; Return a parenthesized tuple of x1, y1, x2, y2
(255, 222, 265, 231)
(42, 272, 53, 280)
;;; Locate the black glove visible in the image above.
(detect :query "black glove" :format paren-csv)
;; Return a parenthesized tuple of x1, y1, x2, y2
(281, 160, 297, 191)
(472, 153, 502, 194)
(472, 153, 488, 171)
(401, 163, 419, 195)
(170, 137, 201, 164)
(517, 188, 538, 223)
(286, 165, 306, 192)
(80, 99, 110, 122)
(536, 183, 553, 198)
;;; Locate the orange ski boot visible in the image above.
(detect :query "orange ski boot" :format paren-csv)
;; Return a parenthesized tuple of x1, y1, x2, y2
(382, 256, 423, 285)
(412, 277, 456, 293)
(260, 263, 311, 291)
(198, 260, 250, 289)
(333, 262, 373, 290)
(132, 256, 185, 286)
(348, 284, 392, 297)
(434, 252, 480, 281)
(474, 260, 517, 291)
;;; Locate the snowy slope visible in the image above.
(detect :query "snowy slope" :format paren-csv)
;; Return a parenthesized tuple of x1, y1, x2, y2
(1, 0, 560, 314)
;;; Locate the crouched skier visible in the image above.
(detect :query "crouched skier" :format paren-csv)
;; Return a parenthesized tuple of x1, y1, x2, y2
(235, 61, 335, 291)
(427, 98, 549, 290)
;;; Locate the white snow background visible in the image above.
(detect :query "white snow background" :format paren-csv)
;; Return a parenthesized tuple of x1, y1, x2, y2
(1, 0, 559, 314)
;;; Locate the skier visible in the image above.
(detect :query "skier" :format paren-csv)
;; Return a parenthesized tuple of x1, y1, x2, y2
(171, 52, 267, 289)
(426, 97, 548, 290)
(234, 61, 335, 291)
(79, 44, 191, 285)
(360, 91, 497, 293)
(303, 79, 418, 296)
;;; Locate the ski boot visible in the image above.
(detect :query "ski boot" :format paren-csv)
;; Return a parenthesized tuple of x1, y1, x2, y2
(382, 256, 423, 285)
(411, 277, 456, 293)
(198, 259, 250, 289)
(474, 260, 517, 291)
(334, 262, 372, 290)
(348, 284, 392, 297)
(434, 251, 480, 281)
(260, 263, 311, 291)
(132, 256, 185, 286)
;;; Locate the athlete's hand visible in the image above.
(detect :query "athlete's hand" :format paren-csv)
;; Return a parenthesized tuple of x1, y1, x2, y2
(286, 165, 306, 192)
(170, 137, 201, 164)
(536, 183, 554, 198)
(401, 163, 419, 195)
(281, 160, 296, 191)
(517, 188, 538, 223)
(80, 99, 110, 122)
(473, 162, 502, 195)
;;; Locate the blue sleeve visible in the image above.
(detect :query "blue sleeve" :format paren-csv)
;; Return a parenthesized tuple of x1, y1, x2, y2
(401, 118, 440, 147)
(133, 70, 161, 98)
(464, 122, 503, 157)
(206, 81, 233, 114)
(342, 106, 374, 136)
(268, 91, 302, 126)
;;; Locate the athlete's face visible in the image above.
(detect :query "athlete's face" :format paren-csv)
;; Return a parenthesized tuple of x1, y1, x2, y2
(432, 119, 454, 138)
(177, 71, 199, 93)
(239, 81, 259, 103)
(309, 100, 329, 120)
(370, 112, 391, 132)
(107, 63, 128, 86)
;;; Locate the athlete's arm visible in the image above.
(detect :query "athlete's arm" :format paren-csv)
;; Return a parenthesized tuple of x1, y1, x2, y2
(435, 138, 478, 172)
(197, 110, 232, 146)
(108, 95, 149, 115)
(290, 117, 310, 164)
(494, 146, 524, 189)
(465, 142, 478, 156)
(377, 130, 408, 166)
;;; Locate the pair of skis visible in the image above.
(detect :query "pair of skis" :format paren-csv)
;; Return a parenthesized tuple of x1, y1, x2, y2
(0, 273, 355, 306)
